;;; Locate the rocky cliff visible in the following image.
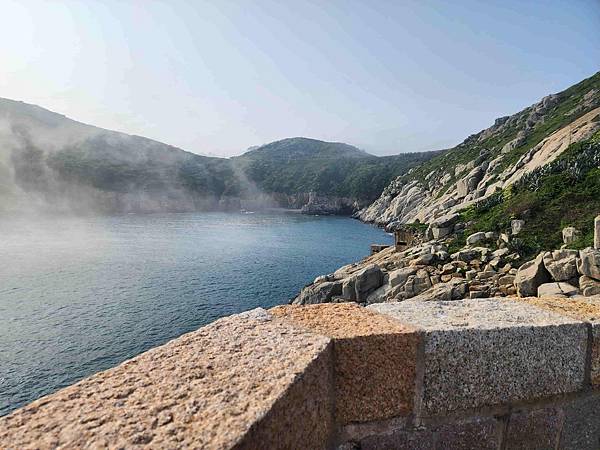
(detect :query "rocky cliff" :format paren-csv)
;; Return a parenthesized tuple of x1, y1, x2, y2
(358, 72, 600, 227)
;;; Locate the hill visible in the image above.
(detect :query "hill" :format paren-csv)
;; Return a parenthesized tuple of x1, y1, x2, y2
(0, 98, 243, 214)
(359, 71, 600, 256)
(0, 100, 435, 215)
(235, 137, 438, 213)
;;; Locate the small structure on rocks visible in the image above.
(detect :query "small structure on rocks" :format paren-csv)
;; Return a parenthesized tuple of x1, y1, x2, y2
(370, 244, 390, 255)
(394, 229, 415, 252)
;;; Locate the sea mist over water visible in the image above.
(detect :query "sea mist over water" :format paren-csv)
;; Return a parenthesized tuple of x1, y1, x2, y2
(0, 98, 279, 216)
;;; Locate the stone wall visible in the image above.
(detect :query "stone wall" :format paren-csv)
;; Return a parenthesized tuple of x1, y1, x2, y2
(2, 298, 600, 449)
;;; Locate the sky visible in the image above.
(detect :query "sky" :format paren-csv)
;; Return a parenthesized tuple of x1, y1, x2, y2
(0, 1, 599, 157)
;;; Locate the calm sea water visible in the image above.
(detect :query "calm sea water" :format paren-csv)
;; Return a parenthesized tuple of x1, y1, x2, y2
(0, 212, 391, 416)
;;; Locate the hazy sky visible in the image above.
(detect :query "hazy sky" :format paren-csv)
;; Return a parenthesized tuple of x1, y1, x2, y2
(1, 0, 599, 157)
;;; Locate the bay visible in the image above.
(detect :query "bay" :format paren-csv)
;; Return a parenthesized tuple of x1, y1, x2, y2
(0, 212, 391, 416)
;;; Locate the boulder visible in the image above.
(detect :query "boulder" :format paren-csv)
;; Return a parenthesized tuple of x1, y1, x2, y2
(492, 248, 510, 259)
(452, 249, 480, 262)
(515, 253, 551, 297)
(410, 253, 435, 266)
(432, 226, 452, 239)
(578, 248, 600, 281)
(441, 263, 456, 275)
(436, 250, 449, 261)
(498, 274, 516, 286)
(466, 232, 486, 245)
(343, 264, 384, 302)
(511, 219, 525, 235)
(542, 249, 579, 281)
(388, 267, 417, 288)
(405, 279, 467, 302)
(562, 227, 582, 245)
(456, 166, 485, 198)
(484, 232, 497, 240)
(596, 216, 600, 249)
(365, 284, 391, 304)
(293, 280, 342, 305)
(333, 263, 356, 280)
(537, 282, 580, 298)
(313, 274, 329, 284)
(465, 270, 478, 281)
(404, 269, 432, 299)
(430, 213, 460, 229)
(580, 276, 600, 297)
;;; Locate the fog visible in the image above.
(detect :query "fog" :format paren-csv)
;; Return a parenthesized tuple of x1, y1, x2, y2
(0, 98, 279, 216)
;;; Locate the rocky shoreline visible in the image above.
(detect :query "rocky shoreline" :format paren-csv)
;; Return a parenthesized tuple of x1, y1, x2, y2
(293, 216, 600, 306)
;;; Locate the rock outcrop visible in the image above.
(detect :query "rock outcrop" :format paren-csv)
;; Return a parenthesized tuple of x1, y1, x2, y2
(294, 221, 600, 306)
(357, 76, 600, 228)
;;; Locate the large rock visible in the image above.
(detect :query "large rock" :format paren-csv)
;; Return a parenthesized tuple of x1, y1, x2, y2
(580, 276, 600, 297)
(515, 254, 551, 297)
(293, 280, 342, 305)
(404, 269, 432, 299)
(431, 212, 460, 229)
(342, 264, 384, 302)
(451, 248, 481, 263)
(562, 227, 582, 245)
(410, 253, 435, 266)
(466, 232, 486, 245)
(578, 248, 600, 281)
(538, 282, 580, 298)
(543, 249, 579, 281)
(511, 219, 525, 235)
(406, 280, 467, 302)
(456, 166, 485, 198)
(388, 267, 418, 288)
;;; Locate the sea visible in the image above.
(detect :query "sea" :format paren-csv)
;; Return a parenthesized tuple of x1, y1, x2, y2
(0, 211, 391, 416)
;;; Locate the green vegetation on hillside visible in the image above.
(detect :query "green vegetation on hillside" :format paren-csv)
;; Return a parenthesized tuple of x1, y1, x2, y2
(387, 72, 600, 199)
(449, 131, 600, 260)
(235, 137, 439, 202)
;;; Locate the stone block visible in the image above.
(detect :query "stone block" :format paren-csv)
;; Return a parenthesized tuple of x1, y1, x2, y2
(581, 275, 600, 297)
(579, 247, 600, 281)
(271, 303, 419, 424)
(512, 296, 600, 386)
(0, 309, 334, 450)
(369, 299, 587, 415)
(435, 417, 500, 450)
(359, 428, 434, 450)
(515, 253, 551, 297)
(354, 416, 499, 450)
(560, 392, 600, 450)
(537, 282, 579, 298)
(505, 407, 563, 450)
(542, 249, 579, 281)
(562, 226, 582, 245)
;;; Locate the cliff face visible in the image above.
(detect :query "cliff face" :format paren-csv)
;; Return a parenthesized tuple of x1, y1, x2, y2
(358, 73, 600, 227)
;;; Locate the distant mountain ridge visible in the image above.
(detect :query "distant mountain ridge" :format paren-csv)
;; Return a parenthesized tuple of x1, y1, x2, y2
(234, 137, 437, 213)
(0, 99, 435, 215)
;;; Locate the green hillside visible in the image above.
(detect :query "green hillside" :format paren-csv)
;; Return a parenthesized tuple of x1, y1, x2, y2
(235, 137, 439, 202)
(450, 130, 600, 259)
